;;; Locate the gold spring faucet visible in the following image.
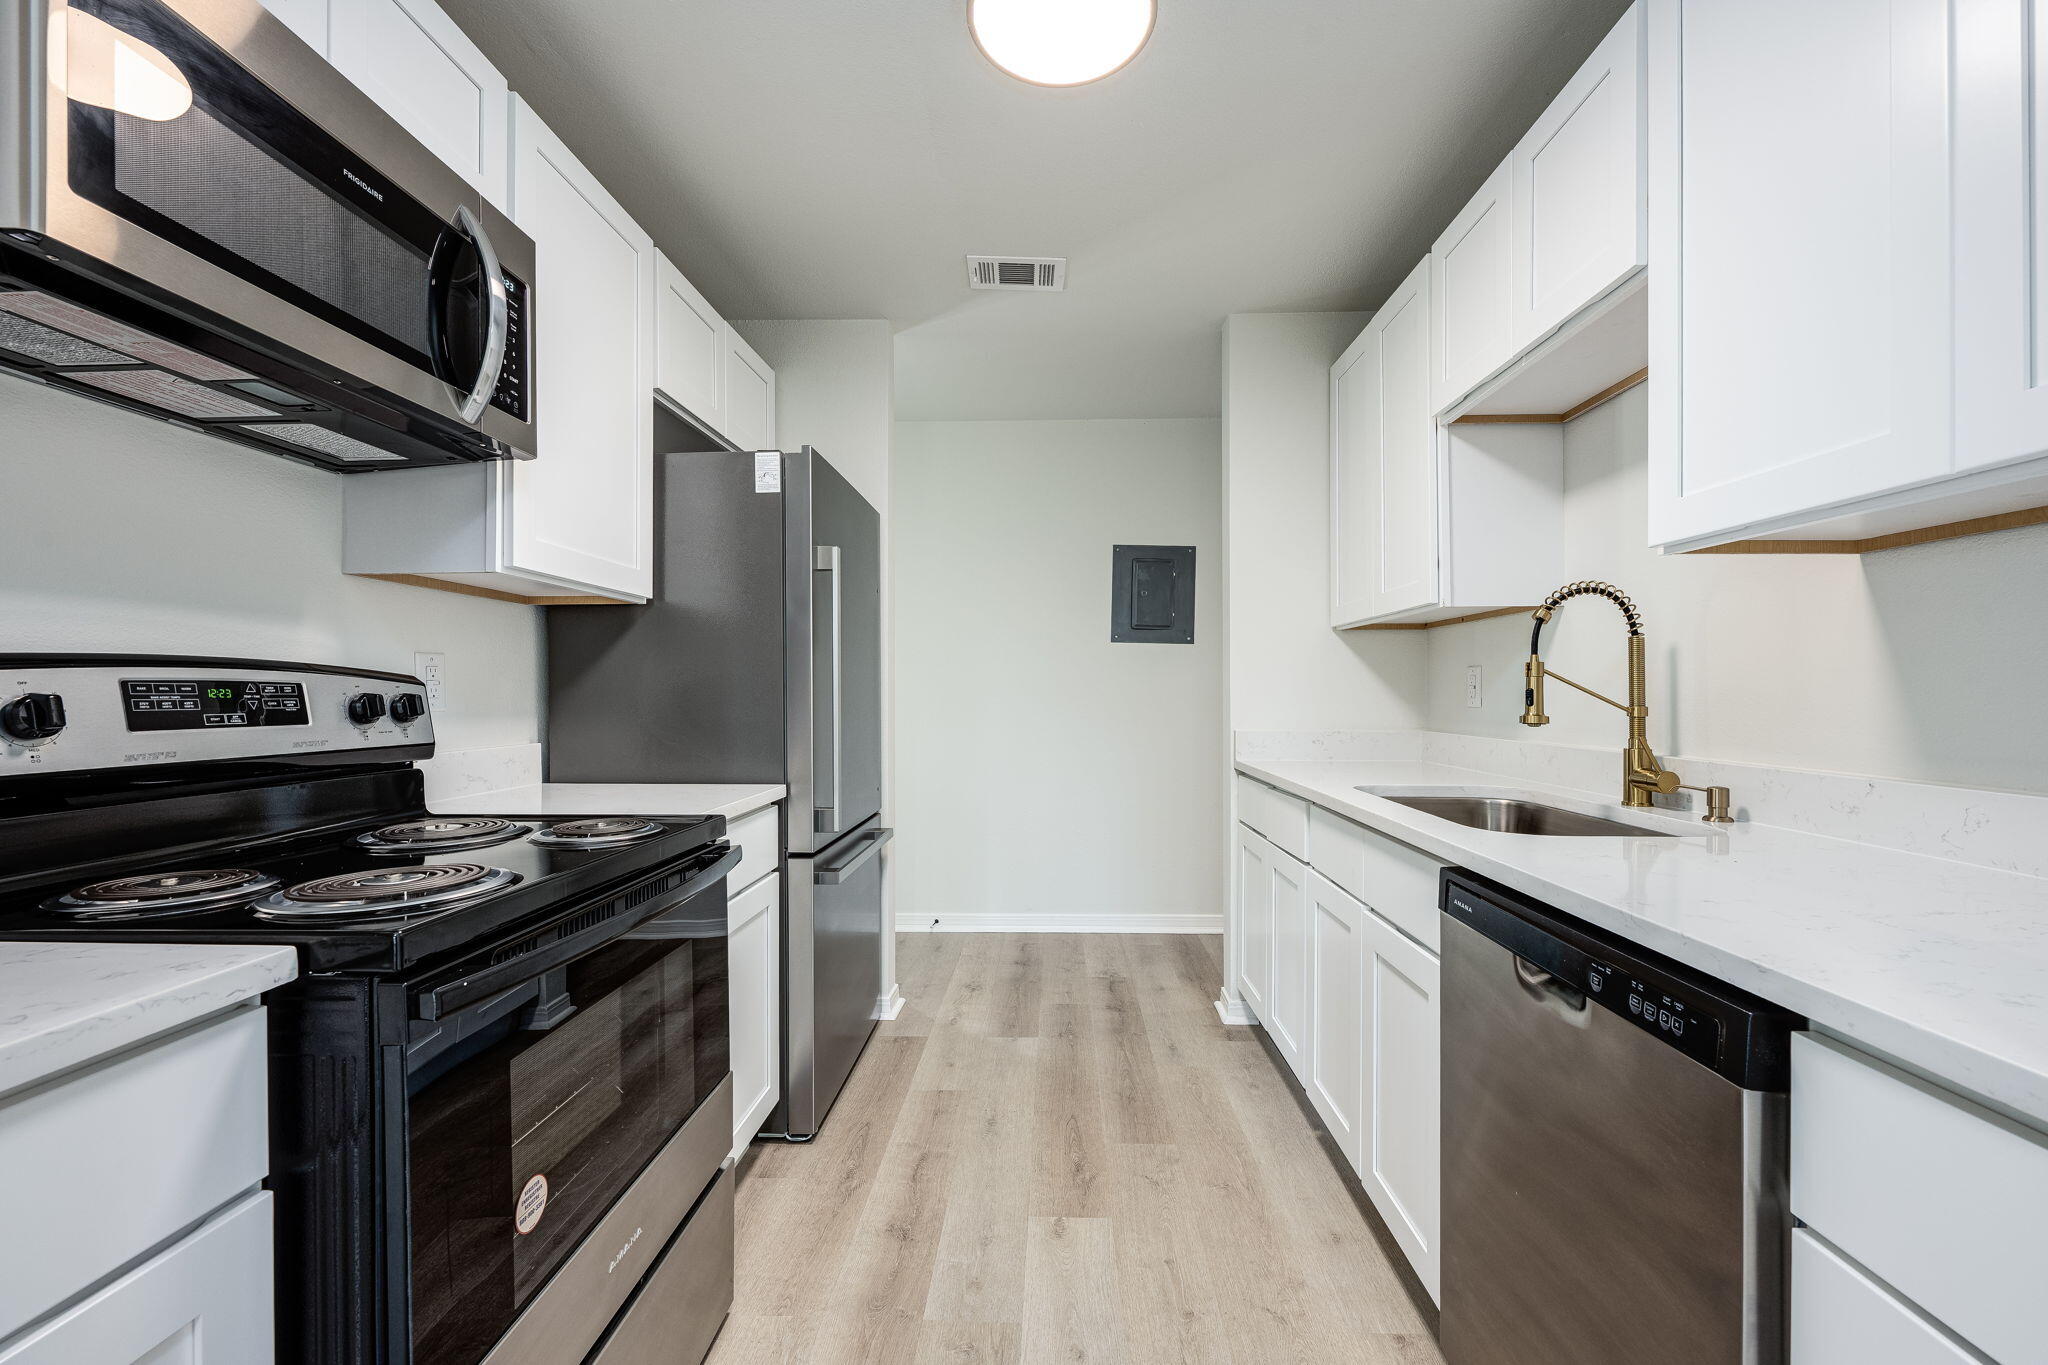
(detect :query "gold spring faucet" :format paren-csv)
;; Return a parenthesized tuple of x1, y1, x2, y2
(1520, 582, 1733, 822)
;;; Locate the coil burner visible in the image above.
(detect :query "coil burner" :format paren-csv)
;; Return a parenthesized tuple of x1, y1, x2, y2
(527, 818, 668, 848)
(355, 817, 535, 853)
(254, 863, 520, 922)
(43, 868, 282, 919)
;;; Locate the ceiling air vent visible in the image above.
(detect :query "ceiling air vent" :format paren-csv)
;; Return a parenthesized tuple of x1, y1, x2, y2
(967, 256, 1067, 291)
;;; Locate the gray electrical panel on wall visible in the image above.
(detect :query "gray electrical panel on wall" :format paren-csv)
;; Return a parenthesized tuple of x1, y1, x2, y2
(1110, 544, 1196, 643)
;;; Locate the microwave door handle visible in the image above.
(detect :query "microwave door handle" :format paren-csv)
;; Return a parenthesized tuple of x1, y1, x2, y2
(453, 204, 509, 423)
(410, 844, 740, 1021)
(815, 544, 843, 836)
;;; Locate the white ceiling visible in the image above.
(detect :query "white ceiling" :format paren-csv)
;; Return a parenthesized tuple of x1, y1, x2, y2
(442, 0, 1633, 421)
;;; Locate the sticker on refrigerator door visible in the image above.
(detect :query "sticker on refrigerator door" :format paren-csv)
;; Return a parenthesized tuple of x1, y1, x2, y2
(754, 451, 781, 492)
(515, 1173, 548, 1234)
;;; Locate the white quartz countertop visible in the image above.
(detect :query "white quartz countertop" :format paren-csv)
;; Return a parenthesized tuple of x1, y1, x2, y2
(436, 783, 786, 823)
(0, 943, 297, 1100)
(1238, 757, 2048, 1127)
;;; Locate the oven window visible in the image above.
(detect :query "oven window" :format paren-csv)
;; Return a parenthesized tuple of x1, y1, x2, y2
(405, 931, 728, 1365)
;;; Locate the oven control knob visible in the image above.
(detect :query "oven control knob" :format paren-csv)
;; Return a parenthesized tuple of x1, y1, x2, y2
(346, 692, 387, 726)
(388, 692, 426, 725)
(0, 692, 65, 742)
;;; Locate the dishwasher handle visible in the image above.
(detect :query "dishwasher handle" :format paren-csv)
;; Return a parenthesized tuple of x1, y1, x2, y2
(1514, 955, 1591, 1023)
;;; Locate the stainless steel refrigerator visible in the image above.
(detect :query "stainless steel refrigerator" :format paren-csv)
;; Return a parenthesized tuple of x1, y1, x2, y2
(546, 445, 887, 1139)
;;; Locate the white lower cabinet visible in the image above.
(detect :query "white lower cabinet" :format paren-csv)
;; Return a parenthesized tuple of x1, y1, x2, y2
(0, 1192, 273, 1365)
(1790, 1231, 1976, 1365)
(1358, 904, 1442, 1303)
(727, 869, 781, 1160)
(0, 1007, 274, 1361)
(1265, 845, 1313, 1082)
(1231, 785, 1444, 1302)
(1234, 823, 1275, 1021)
(1307, 872, 1366, 1170)
(1791, 1031, 2048, 1365)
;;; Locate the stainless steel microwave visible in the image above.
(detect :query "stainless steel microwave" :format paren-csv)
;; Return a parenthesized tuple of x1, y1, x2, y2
(0, 0, 536, 470)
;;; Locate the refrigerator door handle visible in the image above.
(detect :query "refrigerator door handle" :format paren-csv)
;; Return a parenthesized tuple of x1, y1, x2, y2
(814, 544, 844, 835)
(815, 827, 893, 884)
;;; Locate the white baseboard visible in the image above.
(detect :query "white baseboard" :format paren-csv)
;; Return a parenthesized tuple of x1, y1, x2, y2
(1214, 991, 1255, 1026)
(903, 913, 1224, 934)
(874, 985, 906, 1020)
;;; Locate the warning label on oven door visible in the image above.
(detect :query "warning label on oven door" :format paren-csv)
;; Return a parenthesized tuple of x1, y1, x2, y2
(515, 1173, 548, 1234)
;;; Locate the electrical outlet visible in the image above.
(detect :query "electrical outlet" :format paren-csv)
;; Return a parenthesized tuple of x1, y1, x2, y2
(1465, 664, 1484, 709)
(413, 652, 447, 711)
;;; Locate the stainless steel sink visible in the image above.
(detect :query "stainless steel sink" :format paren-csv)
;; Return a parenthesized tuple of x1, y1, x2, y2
(1367, 794, 1676, 837)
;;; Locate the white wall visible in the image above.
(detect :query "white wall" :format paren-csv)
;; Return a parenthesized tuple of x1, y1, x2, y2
(893, 418, 1227, 929)
(1223, 313, 1427, 733)
(0, 377, 543, 759)
(1423, 382, 2048, 793)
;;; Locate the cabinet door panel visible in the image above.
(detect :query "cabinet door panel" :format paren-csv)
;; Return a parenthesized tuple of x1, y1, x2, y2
(1647, 0, 1953, 547)
(507, 99, 655, 599)
(655, 254, 726, 435)
(1308, 873, 1366, 1172)
(1360, 909, 1442, 1303)
(1234, 824, 1272, 1021)
(1790, 1231, 1978, 1365)
(727, 872, 781, 1158)
(0, 1193, 273, 1365)
(1955, 0, 2048, 472)
(1432, 163, 1514, 411)
(1265, 848, 1311, 1081)
(328, 0, 509, 206)
(1331, 257, 1437, 626)
(723, 326, 776, 451)
(1510, 3, 1644, 348)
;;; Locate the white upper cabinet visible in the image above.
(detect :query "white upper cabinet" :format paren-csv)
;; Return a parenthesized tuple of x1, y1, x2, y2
(258, 0, 330, 53)
(327, 0, 511, 208)
(1431, 164, 1514, 412)
(655, 253, 727, 436)
(1333, 259, 1565, 629)
(1331, 256, 1436, 627)
(1954, 0, 2048, 475)
(1508, 3, 1645, 350)
(504, 97, 656, 598)
(1427, 4, 1645, 417)
(1646, 0, 1957, 549)
(722, 324, 777, 451)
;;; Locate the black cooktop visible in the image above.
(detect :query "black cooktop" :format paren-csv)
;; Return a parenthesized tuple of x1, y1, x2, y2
(0, 808, 724, 973)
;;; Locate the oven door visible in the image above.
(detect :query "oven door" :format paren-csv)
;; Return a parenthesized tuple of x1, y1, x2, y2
(8, 0, 537, 464)
(401, 843, 736, 1365)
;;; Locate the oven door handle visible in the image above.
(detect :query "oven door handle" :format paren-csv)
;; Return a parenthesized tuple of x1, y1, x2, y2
(410, 843, 740, 1022)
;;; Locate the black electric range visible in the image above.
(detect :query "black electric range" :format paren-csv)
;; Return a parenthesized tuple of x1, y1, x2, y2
(0, 656, 740, 1365)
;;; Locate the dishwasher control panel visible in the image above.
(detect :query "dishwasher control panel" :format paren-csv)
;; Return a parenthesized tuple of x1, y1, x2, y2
(1442, 870, 1800, 1090)
(1585, 961, 1723, 1069)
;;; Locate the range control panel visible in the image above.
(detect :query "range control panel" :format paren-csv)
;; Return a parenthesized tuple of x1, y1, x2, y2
(122, 678, 307, 730)
(1584, 960, 1723, 1069)
(0, 658, 434, 776)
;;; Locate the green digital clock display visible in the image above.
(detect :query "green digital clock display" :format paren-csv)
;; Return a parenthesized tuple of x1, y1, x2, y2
(121, 678, 309, 732)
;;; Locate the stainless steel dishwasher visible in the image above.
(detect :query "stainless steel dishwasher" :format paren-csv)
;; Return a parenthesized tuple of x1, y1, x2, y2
(1439, 871, 1800, 1365)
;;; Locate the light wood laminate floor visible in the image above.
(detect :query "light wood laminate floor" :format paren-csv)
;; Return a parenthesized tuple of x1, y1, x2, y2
(708, 933, 1442, 1365)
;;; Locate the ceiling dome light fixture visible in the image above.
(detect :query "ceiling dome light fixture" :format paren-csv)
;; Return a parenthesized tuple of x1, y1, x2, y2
(969, 0, 1156, 87)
